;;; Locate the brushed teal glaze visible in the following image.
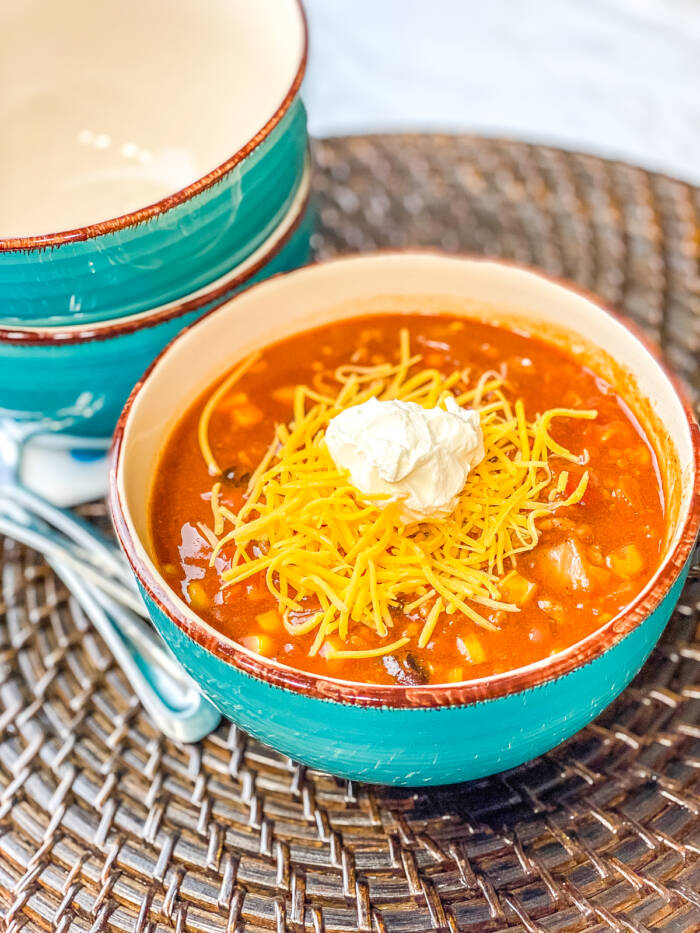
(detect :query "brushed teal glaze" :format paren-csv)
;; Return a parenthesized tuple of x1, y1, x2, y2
(137, 557, 691, 786)
(0, 98, 307, 326)
(0, 205, 313, 437)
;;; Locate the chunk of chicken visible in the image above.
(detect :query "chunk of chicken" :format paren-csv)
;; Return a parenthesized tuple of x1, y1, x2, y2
(536, 539, 594, 592)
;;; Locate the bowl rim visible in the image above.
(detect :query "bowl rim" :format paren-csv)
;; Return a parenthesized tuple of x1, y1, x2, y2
(0, 163, 311, 346)
(0, 0, 307, 254)
(109, 250, 700, 710)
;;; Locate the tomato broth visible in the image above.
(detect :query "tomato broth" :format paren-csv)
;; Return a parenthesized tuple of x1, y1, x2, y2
(149, 314, 666, 686)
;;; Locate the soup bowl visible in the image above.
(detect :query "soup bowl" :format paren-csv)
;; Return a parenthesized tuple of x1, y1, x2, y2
(0, 0, 307, 326)
(110, 252, 700, 786)
(0, 164, 312, 440)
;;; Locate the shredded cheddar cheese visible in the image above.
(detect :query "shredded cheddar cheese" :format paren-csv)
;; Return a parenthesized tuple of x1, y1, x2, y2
(198, 329, 596, 660)
(198, 351, 261, 474)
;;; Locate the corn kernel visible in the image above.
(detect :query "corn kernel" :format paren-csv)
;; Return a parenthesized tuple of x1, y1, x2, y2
(271, 385, 296, 405)
(456, 634, 486, 664)
(233, 402, 263, 427)
(606, 544, 644, 577)
(501, 572, 536, 606)
(256, 610, 282, 632)
(319, 638, 342, 659)
(187, 581, 209, 611)
(218, 391, 248, 412)
(240, 634, 273, 656)
(600, 425, 623, 443)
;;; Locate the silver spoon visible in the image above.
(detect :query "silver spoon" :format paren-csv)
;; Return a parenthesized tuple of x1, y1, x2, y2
(52, 556, 221, 743)
(0, 420, 221, 741)
(0, 506, 147, 617)
(0, 419, 143, 608)
(2, 497, 220, 742)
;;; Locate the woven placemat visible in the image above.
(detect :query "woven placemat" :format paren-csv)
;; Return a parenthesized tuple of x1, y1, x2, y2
(1, 135, 699, 933)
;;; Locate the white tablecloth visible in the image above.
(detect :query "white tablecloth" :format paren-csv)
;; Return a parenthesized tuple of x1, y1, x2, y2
(302, 0, 700, 184)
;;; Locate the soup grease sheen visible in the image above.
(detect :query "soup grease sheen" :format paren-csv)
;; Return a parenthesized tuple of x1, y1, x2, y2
(149, 314, 666, 687)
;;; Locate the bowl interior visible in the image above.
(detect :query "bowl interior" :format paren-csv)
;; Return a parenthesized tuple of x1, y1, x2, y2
(0, 0, 305, 236)
(115, 253, 698, 681)
(3, 158, 311, 339)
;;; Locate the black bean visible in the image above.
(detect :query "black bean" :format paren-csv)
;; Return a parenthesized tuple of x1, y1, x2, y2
(382, 652, 429, 686)
(403, 653, 429, 683)
(219, 465, 251, 488)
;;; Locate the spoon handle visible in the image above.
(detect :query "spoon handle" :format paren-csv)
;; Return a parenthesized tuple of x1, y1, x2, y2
(0, 510, 148, 618)
(48, 554, 221, 743)
(2, 483, 136, 592)
(0, 476, 221, 741)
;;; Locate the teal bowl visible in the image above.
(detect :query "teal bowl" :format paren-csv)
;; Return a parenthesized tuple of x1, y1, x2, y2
(0, 0, 307, 326)
(0, 168, 313, 439)
(110, 253, 700, 786)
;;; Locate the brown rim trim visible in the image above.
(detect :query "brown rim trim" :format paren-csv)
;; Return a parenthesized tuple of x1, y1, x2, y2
(0, 183, 310, 346)
(0, 1, 307, 253)
(109, 251, 700, 710)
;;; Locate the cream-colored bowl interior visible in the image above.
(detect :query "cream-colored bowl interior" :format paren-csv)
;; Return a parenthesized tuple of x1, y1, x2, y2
(5, 159, 311, 337)
(118, 254, 697, 633)
(0, 0, 305, 235)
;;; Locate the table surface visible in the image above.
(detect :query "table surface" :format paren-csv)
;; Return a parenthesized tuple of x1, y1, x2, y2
(1, 134, 698, 933)
(302, 0, 700, 185)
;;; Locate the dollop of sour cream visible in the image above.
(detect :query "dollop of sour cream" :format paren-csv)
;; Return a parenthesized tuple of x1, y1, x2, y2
(325, 396, 484, 523)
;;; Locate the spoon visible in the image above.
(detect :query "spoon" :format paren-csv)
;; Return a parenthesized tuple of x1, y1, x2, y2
(52, 554, 221, 743)
(0, 419, 144, 609)
(0, 420, 221, 741)
(0, 506, 147, 617)
(2, 497, 220, 742)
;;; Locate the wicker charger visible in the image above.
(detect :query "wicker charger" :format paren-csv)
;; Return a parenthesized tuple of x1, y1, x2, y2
(1, 135, 699, 933)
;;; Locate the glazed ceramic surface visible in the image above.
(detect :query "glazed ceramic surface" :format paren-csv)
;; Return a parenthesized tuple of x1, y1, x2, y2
(0, 168, 313, 438)
(138, 569, 692, 785)
(0, 0, 307, 325)
(20, 438, 112, 508)
(111, 254, 700, 785)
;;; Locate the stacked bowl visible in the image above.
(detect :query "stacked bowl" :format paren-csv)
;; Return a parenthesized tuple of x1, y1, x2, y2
(0, 0, 311, 443)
